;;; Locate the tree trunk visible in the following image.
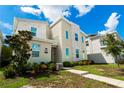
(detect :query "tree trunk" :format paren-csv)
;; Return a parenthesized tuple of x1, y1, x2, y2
(115, 56, 120, 68)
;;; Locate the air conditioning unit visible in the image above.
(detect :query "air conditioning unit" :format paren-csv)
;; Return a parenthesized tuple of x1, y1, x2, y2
(56, 63, 63, 70)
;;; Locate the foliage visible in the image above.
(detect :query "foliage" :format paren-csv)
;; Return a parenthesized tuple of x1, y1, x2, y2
(5, 30, 32, 76)
(48, 62, 56, 71)
(1, 45, 12, 67)
(63, 61, 75, 67)
(3, 65, 16, 78)
(40, 64, 48, 71)
(103, 34, 124, 67)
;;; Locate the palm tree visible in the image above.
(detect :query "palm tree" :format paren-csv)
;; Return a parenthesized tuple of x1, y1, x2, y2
(103, 34, 121, 67)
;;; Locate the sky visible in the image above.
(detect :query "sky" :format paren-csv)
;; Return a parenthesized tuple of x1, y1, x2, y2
(0, 5, 124, 39)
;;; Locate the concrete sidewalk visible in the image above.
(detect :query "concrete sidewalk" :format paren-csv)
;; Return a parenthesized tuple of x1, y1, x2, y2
(66, 69, 124, 88)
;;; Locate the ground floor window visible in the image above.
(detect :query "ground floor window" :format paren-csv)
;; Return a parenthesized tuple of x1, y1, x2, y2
(76, 49, 79, 58)
(66, 48, 69, 58)
(32, 51, 40, 57)
(32, 43, 40, 57)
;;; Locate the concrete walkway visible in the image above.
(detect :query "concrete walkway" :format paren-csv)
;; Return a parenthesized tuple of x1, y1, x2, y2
(65, 68, 124, 88)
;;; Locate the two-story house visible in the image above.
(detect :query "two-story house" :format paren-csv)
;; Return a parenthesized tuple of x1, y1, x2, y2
(13, 17, 87, 63)
(13, 18, 57, 63)
(85, 31, 121, 63)
(50, 17, 87, 63)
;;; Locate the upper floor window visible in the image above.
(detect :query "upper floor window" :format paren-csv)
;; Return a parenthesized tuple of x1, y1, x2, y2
(65, 31, 69, 39)
(76, 49, 79, 58)
(82, 36, 84, 43)
(66, 48, 69, 58)
(32, 43, 40, 57)
(100, 39, 106, 46)
(85, 41, 89, 46)
(75, 33, 78, 41)
(31, 27, 37, 36)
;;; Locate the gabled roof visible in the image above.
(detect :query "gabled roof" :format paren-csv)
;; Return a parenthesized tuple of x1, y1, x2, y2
(50, 16, 81, 28)
(50, 16, 88, 36)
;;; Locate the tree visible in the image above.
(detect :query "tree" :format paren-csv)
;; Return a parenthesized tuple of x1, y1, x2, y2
(103, 34, 122, 67)
(5, 30, 32, 75)
(1, 45, 12, 67)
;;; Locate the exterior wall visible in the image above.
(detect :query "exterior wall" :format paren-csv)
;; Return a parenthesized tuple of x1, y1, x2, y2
(86, 36, 115, 63)
(50, 20, 63, 63)
(70, 23, 83, 62)
(61, 20, 73, 62)
(51, 18, 87, 63)
(80, 32, 88, 60)
(14, 18, 53, 63)
(28, 40, 52, 63)
(14, 19, 49, 40)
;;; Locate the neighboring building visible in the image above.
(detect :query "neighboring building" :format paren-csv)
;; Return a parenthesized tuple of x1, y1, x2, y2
(0, 31, 2, 62)
(85, 31, 120, 63)
(13, 17, 87, 63)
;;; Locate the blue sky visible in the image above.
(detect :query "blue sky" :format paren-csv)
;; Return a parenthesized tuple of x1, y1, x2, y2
(0, 5, 124, 39)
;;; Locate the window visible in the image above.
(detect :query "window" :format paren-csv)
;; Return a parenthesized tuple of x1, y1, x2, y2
(32, 51, 39, 57)
(44, 48, 48, 53)
(65, 31, 69, 39)
(31, 27, 37, 36)
(76, 49, 79, 58)
(32, 43, 40, 57)
(66, 48, 69, 58)
(85, 41, 89, 46)
(75, 33, 78, 41)
(100, 39, 106, 46)
(82, 36, 84, 43)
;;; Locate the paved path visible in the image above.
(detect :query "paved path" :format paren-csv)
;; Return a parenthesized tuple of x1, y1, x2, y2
(65, 68, 124, 88)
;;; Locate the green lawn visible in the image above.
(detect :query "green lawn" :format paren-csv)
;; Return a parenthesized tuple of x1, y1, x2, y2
(0, 69, 117, 88)
(73, 64, 124, 80)
(0, 70, 29, 88)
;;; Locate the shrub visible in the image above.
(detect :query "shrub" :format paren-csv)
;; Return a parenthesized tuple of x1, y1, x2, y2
(118, 60, 124, 64)
(74, 62, 80, 66)
(63, 61, 75, 67)
(89, 60, 95, 65)
(1, 45, 12, 67)
(48, 63, 56, 71)
(70, 62, 75, 67)
(79, 62, 84, 65)
(3, 65, 16, 78)
(63, 61, 70, 67)
(32, 63, 40, 73)
(40, 64, 48, 71)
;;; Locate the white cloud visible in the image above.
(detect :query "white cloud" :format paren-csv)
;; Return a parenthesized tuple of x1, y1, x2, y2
(0, 21, 12, 30)
(20, 5, 71, 21)
(20, 6, 41, 16)
(73, 5, 95, 17)
(98, 12, 120, 35)
(104, 12, 120, 31)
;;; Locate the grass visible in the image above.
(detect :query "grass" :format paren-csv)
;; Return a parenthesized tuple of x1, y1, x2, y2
(0, 69, 117, 88)
(0, 69, 29, 88)
(73, 64, 124, 80)
(29, 71, 116, 88)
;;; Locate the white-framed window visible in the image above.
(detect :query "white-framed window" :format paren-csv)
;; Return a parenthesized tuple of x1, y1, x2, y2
(66, 48, 69, 58)
(32, 43, 40, 57)
(65, 31, 69, 39)
(75, 33, 78, 41)
(31, 27, 37, 36)
(76, 49, 79, 58)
